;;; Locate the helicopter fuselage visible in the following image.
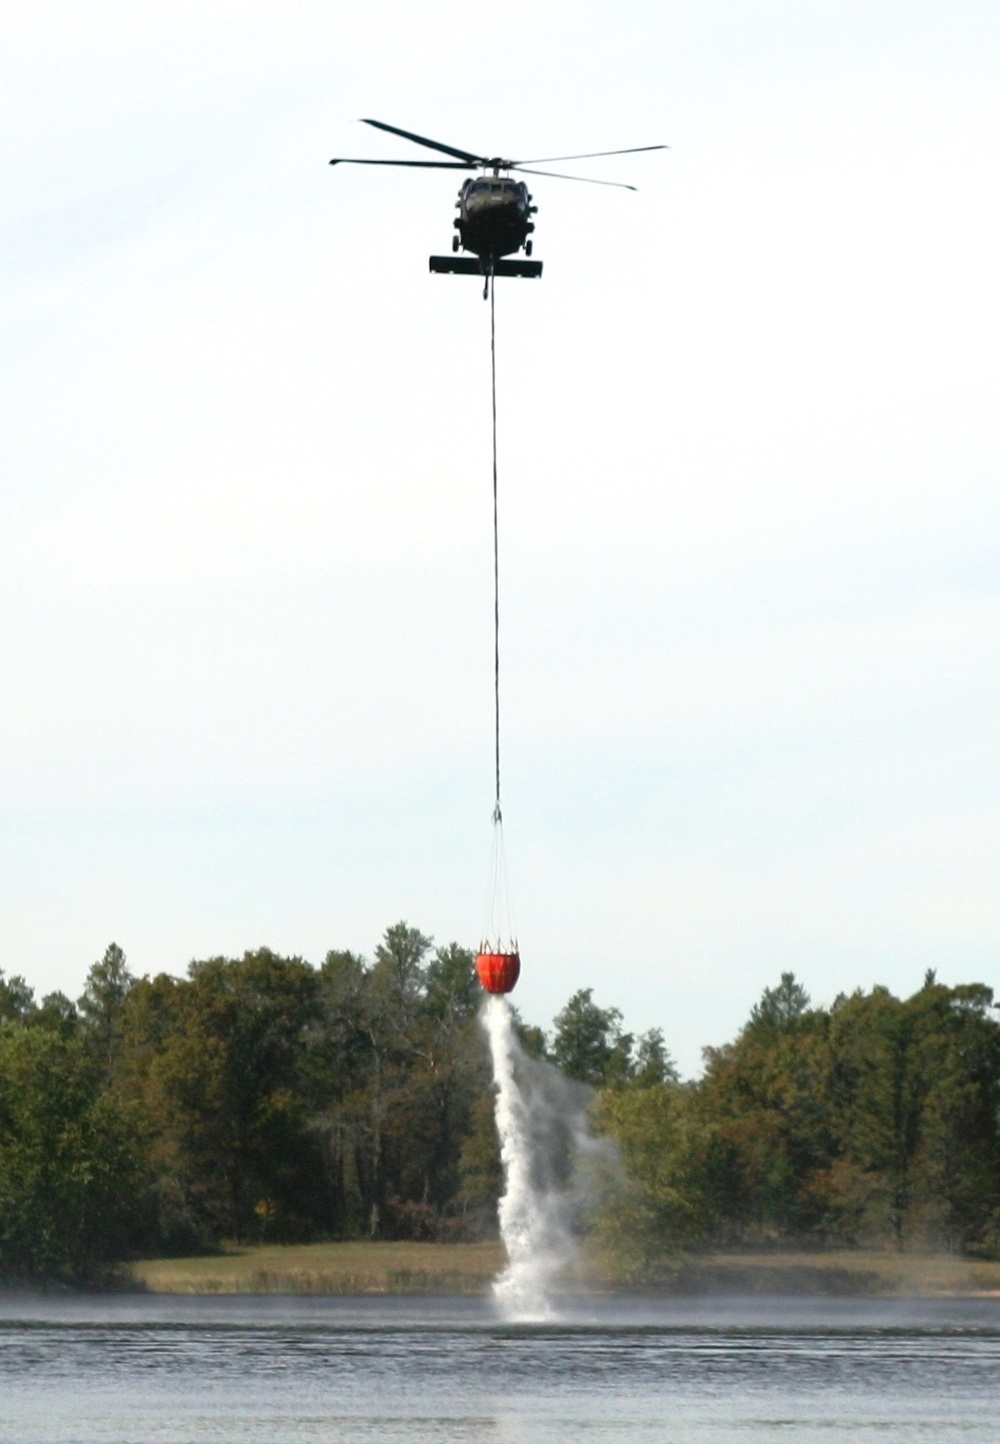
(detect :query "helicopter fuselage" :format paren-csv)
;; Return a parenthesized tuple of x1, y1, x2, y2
(330, 118, 664, 288)
(453, 175, 536, 261)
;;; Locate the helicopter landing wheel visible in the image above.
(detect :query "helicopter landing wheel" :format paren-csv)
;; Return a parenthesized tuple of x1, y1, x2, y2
(452, 235, 460, 252)
(524, 240, 533, 256)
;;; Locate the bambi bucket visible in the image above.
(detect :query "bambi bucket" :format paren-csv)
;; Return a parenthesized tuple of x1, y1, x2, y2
(476, 951, 521, 994)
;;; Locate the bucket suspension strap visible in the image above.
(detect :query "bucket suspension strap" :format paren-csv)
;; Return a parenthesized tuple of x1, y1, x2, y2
(481, 275, 517, 954)
(490, 272, 501, 826)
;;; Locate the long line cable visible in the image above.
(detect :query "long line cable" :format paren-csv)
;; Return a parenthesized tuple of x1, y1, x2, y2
(490, 272, 501, 824)
(482, 270, 516, 950)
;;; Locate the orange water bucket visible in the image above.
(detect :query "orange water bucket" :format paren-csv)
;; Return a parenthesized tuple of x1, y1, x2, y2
(476, 950, 521, 994)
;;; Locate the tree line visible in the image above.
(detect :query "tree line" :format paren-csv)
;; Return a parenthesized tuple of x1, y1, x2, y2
(0, 929, 998, 1282)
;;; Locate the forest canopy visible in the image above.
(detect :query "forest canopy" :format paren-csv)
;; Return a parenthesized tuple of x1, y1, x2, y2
(1, 933, 998, 1283)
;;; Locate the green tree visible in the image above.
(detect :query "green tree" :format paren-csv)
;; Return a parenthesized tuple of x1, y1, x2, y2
(304, 948, 380, 1237)
(372, 933, 486, 1236)
(634, 1027, 679, 1086)
(698, 976, 836, 1242)
(551, 988, 634, 1087)
(829, 977, 1000, 1251)
(594, 1081, 713, 1279)
(33, 992, 79, 1037)
(121, 950, 323, 1246)
(373, 923, 433, 1002)
(912, 981, 1000, 1252)
(509, 1003, 548, 1061)
(424, 943, 479, 1025)
(79, 942, 135, 1073)
(746, 972, 811, 1037)
(0, 1023, 146, 1281)
(457, 1090, 503, 1222)
(0, 970, 35, 1022)
(825, 986, 916, 1243)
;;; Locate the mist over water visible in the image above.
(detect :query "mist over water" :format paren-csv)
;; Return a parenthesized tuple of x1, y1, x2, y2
(483, 994, 602, 1321)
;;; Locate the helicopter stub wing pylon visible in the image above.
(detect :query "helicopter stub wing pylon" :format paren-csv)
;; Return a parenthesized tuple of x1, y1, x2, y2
(429, 256, 543, 278)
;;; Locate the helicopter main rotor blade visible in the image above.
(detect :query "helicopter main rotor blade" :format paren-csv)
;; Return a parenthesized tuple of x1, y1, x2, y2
(329, 157, 473, 168)
(513, 167, 638, 190)
(360, 119, 483, 164)
(514, 144, 668, 164)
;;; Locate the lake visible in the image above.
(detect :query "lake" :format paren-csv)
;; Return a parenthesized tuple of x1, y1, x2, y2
(2, 1294, 999, 1442)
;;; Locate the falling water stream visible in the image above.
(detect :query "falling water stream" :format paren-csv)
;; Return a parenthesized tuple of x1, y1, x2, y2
(483, 994, 582, 1321)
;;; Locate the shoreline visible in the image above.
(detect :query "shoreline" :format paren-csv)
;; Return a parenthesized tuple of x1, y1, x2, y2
(113, 1243, 1000, 1299)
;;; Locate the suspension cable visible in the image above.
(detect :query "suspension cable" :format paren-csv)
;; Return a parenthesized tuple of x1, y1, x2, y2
(490, 272, 501, 824)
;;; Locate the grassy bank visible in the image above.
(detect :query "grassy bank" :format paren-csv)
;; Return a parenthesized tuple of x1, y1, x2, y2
(129, 1241, 505, 1295)
(122, 1241, 998, 1299)
(649, 1250, 1000, 1298)
(126, 1242, 1000, 1297)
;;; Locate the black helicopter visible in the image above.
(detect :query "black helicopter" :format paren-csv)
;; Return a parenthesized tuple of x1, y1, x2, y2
(330, 119, 665, 293)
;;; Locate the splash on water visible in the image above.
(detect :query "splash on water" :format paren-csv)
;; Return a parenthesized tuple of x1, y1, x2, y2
(483, 994, 599, 1322)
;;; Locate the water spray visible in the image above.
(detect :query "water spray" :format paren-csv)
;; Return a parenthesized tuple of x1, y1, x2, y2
(484, 996, 571, 1319)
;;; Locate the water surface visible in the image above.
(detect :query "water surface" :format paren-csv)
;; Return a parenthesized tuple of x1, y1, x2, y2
(2, 1293, 998, 1442)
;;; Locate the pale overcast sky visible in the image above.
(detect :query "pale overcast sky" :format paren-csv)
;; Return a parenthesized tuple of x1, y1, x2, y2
(2, 1, 998, 1073)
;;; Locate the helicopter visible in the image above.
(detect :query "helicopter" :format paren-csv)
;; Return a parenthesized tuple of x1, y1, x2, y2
(330, 119, 665, 294)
